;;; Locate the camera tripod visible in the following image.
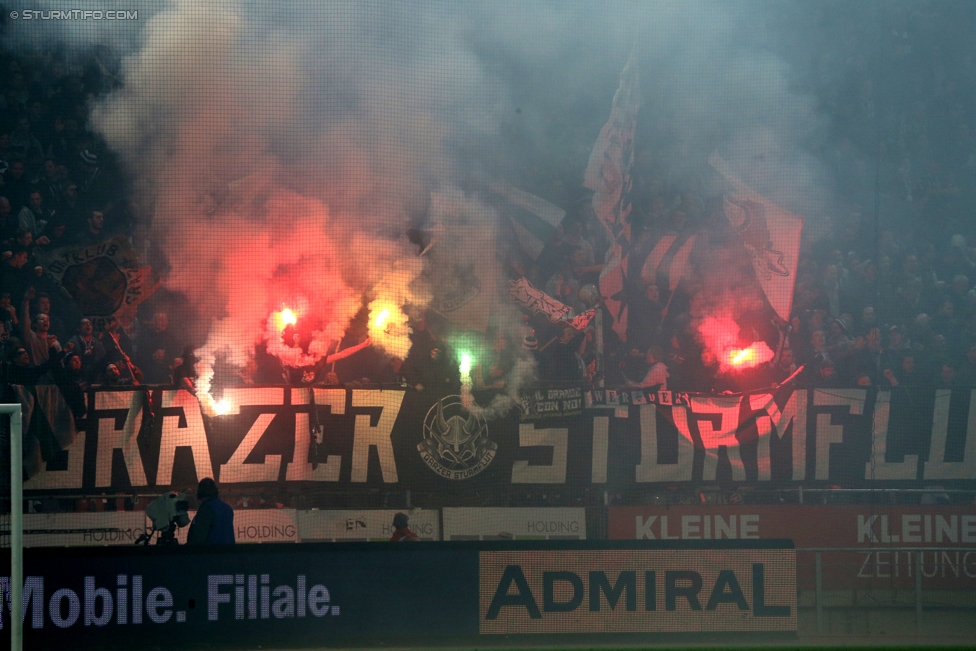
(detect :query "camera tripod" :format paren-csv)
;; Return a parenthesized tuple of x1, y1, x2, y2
(134, 519, 181, 546)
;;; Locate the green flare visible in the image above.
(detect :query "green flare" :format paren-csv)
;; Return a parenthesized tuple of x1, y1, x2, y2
(459, 352, 473, 375)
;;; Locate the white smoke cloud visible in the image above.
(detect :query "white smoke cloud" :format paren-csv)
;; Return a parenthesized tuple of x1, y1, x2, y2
(79, 0, 508, 402)
(3, 0, 872, 403)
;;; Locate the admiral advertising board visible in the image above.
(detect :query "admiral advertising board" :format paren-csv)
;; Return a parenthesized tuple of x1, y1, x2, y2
(609, 505, 976, 589)
(18, 386, 976, 494)
(1, 540, 795, 648)
(480, 545, 795, 634)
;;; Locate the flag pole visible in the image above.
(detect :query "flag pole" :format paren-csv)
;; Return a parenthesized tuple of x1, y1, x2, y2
(657, 290, 677, 329)
(329, 339, 341, 372)
(594, 302, 604, 387)
(578, 284, 604, 386)
(538, 334, 560, 352)
(771, 320, 788, 366)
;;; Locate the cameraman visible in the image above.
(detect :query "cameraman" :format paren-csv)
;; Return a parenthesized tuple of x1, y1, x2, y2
(187, 478, 235, 545)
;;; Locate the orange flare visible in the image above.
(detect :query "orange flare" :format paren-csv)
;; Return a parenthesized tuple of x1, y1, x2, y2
(213, 398, 232, 416)
(731, 348, 753, 366)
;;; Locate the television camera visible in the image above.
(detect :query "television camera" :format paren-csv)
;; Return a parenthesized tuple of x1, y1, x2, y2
(134, 492, 190, 546)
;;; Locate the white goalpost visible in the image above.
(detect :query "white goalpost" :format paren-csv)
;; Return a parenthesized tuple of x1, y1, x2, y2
(2, 404, 23, 651)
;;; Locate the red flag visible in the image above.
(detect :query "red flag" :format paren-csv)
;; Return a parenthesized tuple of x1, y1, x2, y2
(567, 309, 596, 331)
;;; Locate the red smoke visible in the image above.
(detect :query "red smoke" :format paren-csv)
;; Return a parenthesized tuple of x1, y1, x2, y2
(696, 315, 774, 374)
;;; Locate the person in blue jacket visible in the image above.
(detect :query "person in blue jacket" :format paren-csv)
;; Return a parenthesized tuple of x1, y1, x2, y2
(187, 477, 235, 545)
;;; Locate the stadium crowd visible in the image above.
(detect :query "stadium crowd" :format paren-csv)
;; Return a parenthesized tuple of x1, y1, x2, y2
(3, 8, 976, 399)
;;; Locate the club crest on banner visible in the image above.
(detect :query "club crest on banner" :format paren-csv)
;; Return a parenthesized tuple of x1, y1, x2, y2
(724, 197, 789, 279)
(38, 235, 157, 330)
(418, 395, 496, 480)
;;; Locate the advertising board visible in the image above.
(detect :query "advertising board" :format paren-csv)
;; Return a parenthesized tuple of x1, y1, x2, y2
(296, 509, 440, 541)
(18, 512, 148, 547)
(609, 505, 976, 588)
(1, 540, 794, 648)
(480, 546, 795, 633)
(443, 507, 586, 540)
(172, 509, 300, 545)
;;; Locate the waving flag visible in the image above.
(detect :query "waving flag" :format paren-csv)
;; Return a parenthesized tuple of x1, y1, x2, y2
(709, 153, 803, 323)
(599, 244, 629, 339)
(508, 277, 573, 322)
(593, 232, 698, 342)
(508, 277, 595, 331)
(425, 191, 500, 333)
(639, 233, 697, 292)
(585, 47, 640, 339)
(37, 235, 158, 331)
(584, 47, 640, 240)
(491, 181, 563, 260)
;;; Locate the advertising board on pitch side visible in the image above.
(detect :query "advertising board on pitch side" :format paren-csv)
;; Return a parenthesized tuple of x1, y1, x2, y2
(173, 509, 300, 544)
(296, 509, 440, 541)
(609, 505, 976, 588)
(479, 546, 795, 633)
(2, 540, 794, 648)
(7, 511, 301, 548)
(443, 507, 586, 540)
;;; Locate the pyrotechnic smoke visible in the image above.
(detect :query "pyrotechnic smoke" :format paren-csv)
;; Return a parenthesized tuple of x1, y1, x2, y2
(690, 265, 777, 376)
(450, 318, 538, 419)
(474, 357, 537, 420)
(368, 257, 429, 360)
(81, 0, 501, 406)
(6, 0, 893, 409)
(696, 314, 774, 374)
(422, 189, 501, 329)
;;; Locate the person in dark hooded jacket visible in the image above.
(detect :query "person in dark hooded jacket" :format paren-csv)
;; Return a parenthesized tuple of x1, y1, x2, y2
(187, 478, 235, 545)
(407, 344, 460, 394)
